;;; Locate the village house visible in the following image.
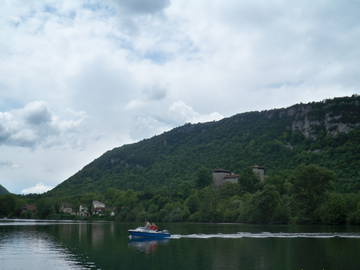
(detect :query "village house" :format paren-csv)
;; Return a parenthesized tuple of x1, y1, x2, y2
(92, 200, 106, 216)
(60, 203, 74, 215)
(78, 205, 89, 217)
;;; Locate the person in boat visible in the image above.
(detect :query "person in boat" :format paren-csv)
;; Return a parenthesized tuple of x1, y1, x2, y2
(145, 221, 151, 229)
(149, 223, 158, 231)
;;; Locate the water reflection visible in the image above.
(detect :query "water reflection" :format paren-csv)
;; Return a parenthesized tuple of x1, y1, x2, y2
(1, 221, 360, 270)
(91, 223, 105, 247)
(0, 229, 97, 269)
(128, 238, 170, 254)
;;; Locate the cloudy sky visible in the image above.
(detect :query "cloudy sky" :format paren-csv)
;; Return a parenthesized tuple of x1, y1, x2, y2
(0, 0, 359, 194)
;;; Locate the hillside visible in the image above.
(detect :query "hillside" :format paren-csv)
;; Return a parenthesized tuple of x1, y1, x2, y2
(50, 95, 360, 196)
(0, 184, 9, 195)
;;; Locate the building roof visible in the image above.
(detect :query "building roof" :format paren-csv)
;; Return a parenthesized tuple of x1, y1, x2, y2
(213, 168, 231, 173)
(92, 200, 105, 208)
(252, 165, 265, 169)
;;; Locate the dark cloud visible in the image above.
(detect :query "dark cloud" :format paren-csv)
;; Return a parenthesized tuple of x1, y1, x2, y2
(0, 101, 85, 148)
(0, 124, 10, 143)
(24, 102, 52, 125)
(112, 0, 170, 14)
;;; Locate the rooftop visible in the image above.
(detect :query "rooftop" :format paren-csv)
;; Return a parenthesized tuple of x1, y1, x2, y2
(213, 168, 231, 173)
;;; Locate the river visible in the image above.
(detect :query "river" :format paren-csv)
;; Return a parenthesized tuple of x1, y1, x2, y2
(0, 220, 359, 270)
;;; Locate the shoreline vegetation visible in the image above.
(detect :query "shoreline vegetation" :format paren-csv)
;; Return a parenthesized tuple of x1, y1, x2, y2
(1, 164, 360, 226)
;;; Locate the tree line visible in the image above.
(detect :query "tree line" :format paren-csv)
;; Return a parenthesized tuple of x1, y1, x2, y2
(1, 164, 360, 225)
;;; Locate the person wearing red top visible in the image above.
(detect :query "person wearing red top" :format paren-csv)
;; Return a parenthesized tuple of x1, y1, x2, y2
(149, 223, 158, 231)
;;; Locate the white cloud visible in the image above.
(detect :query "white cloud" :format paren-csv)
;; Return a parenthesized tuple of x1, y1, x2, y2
(0, 101, 86, 148)
(169, 101, 223, 124)
(0, 0, 359, 193)
(125, 99, 146, 110)
(21, 183, 53, 194)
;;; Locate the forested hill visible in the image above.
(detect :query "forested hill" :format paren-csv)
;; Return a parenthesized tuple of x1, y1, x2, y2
(0, 184, 9, 195)
(50, 95, 360, 196)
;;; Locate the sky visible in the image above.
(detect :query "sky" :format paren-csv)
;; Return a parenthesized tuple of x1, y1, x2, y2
(0, 0, 359, 194)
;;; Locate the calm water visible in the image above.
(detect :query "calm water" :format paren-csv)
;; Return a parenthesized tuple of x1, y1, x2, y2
(0, 220, 360, 270)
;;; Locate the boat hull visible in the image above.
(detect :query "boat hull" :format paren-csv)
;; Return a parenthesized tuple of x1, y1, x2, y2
(128, 230, 171, 239)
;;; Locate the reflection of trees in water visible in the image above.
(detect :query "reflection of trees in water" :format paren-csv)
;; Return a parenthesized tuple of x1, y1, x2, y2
(128, 239, 170, 254)
(91, 223, 105, 247)
(56, 223, 110, 249)
(78, 223, 88, 241)
(0, 228, 95, 269)
(42, 223, 107, 268)
(47, 222, 128, 269)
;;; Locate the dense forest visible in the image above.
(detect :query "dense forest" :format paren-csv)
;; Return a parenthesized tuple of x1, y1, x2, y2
(0, 95, 359, 225)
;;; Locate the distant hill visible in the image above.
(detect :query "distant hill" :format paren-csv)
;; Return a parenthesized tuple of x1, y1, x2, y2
(0, 184, 10, 195)
(50, 95, 360, 196)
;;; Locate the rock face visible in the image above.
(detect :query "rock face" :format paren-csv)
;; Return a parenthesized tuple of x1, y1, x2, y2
(291, 108, 357, 138)
(265, 95, 360, 139)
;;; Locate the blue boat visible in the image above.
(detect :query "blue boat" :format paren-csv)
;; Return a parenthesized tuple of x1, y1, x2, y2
(128, 227, 171, 239)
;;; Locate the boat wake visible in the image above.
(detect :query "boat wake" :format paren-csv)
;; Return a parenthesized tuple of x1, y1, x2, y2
(170, 232, 360, 239)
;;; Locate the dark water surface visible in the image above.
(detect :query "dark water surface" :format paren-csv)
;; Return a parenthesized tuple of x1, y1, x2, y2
(0, 220, 360, 270)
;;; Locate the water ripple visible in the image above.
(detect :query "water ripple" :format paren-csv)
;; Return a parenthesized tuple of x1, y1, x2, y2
(171, 232, 360, 239)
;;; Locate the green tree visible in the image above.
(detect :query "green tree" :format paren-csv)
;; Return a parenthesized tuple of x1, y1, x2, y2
(292, 164, 335, 223)
(161, 202, 189, 222)
(348, 202, 360, 225)
(196, 187, 219, 221)
(36, 198, 55, 218)
(237, 193, 253, 222)
(318, 193, 347, 224)
(238, 168, 260, 193)
(185, 191, 200, 214)
(266, 171, 292, 194)
(195, 167, 212, 188)
(218, 183, 241, 199)
(249, 185, 281, 224)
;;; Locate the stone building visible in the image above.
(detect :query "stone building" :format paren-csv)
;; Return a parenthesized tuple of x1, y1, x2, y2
(252, 165, 265, 182)
(213, 169, 239, 187)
